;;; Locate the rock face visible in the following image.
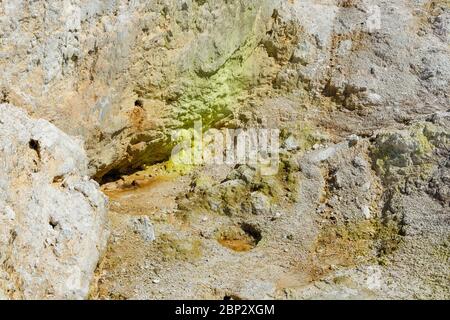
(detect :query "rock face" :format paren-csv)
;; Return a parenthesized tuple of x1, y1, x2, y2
(0, 0, 448, 179)
(0, 104, 109, 299)
(0, 0, 277, 178)
(0, 0, 449, 300)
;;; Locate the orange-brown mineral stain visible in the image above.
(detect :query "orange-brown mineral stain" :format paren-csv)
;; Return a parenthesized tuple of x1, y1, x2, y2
(218, 238, 255, 252)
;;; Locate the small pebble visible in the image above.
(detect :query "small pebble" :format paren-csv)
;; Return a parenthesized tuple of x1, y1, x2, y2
(362, 206, 372, 219)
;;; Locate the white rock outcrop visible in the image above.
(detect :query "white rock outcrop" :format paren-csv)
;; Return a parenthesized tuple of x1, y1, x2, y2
(0, 104, 109, 299)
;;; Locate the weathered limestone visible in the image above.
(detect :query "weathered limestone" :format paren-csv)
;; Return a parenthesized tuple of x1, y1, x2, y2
(1, 1, 448, 179)
(0, 104, 109, 299)
(0, 0, 449, 300)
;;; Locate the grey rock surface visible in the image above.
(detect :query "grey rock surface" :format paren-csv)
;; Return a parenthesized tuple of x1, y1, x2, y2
(2, 0, 447, 180)
(130, 216, 156, 242)
(0, 0, 449, 300)
(0, 104, 109, 299)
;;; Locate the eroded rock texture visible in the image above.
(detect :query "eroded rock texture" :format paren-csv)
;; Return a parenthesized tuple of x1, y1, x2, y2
(0, 104, 109, 299)
(0, 0, 278, 178)
(1, 0, 448, 178)
(0, 0, 449, 177)
(0, 0, 449, 300)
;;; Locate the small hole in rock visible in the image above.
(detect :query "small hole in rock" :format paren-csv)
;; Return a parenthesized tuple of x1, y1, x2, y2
(223, 294, 241, 300)
(217, 223, 262, 252)
(49, 217, 59, 229)
(240, 222, 262, 243)
(53, 175, 64, 183)
(134, 99, 144, 108)
(29, 139, 41, 159)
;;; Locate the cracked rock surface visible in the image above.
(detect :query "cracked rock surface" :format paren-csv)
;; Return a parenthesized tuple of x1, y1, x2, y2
(0, 0, 449, 300)
(0, 104, 109, 299)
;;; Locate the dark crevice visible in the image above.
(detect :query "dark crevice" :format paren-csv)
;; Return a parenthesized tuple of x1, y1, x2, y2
(52, 175, 64, 184)
(223, 294, 242, 300)
(99, 169, 124, 185)
(97, 155, 170, 185)
(134, 99, 144, 108)
(49, 217, 59, 229)
(240, 222, 262, 244)
(29, 139, 41, 160)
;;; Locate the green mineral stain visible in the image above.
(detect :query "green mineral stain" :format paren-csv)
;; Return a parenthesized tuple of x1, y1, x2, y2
(411, 124, 433, 155)
(173, 45, 269, 130)
(157, 234, 203, 261)
(126, 5, 275, 172)
(371, 123, 447, 179)
(169, 1, 274, 131)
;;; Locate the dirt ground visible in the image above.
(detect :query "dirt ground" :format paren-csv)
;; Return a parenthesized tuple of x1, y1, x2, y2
(90, 159, 380, 300)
